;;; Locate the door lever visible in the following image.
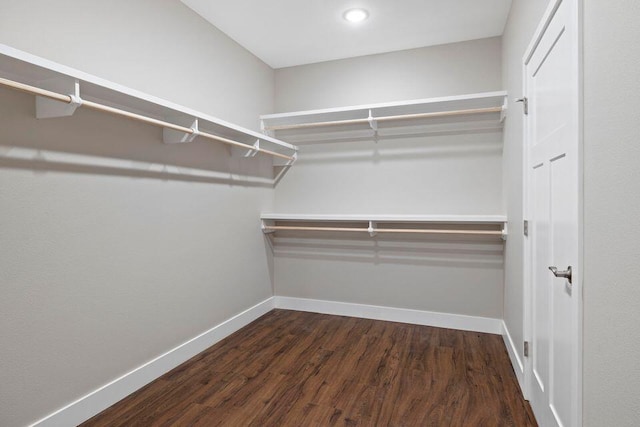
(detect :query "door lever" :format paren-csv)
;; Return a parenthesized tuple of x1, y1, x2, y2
(549, 266, 572, 284)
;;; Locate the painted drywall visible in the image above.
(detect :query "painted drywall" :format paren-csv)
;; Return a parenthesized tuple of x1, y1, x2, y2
(272, 38, 505, 318)
(500, 0, 550, 376)
(583, 1, 640, 425)
(275, 37, 502, 112)
(0, 1, 275, 426)
(273, 235, 505, 318)
(0, 0, 273, 129)
(274, 37, 503, 214)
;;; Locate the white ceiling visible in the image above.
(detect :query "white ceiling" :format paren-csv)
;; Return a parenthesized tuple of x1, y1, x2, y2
(181, 0, 513, 69)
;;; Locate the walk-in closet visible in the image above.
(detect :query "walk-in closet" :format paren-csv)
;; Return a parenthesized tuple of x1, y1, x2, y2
(1, 1, 639, 426)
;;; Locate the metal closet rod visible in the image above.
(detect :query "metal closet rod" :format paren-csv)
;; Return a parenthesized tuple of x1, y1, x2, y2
(263, 225, 503, 236)
(264, 106, 504, 131)
(0, 77, 295, 161)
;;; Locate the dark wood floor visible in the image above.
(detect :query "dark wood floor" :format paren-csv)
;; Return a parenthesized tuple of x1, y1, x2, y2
(81, 310, 536, 426)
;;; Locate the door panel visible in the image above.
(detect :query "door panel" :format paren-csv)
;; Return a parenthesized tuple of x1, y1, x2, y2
(524, 1, 580, 426)
(531, 162, 550, 395)
(549, 153, 573, 427)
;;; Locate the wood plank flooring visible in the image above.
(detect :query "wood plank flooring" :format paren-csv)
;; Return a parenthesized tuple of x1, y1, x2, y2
(81, 310, 537, 426)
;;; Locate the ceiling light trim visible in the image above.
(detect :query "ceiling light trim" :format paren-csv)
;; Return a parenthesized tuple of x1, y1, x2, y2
(343, 8, 369, 23)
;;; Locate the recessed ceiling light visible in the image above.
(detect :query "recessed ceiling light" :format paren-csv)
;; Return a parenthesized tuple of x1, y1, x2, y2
(343, 8, 369, 23)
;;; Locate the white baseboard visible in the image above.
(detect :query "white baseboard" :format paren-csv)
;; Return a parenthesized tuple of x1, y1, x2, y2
(502, 320, 526, 396)
(274, 296, 502, 334)
(30, 297, 275, 427)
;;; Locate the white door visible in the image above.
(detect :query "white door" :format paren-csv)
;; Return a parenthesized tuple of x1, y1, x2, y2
(524, 0, 581, 426)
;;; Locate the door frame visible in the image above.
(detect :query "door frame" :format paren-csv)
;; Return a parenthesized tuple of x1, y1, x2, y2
(521, 0, 583, 425)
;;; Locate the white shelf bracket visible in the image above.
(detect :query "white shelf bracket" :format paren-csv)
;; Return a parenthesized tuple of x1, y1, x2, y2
(367, 109, 378, 131)
(288, 151, 298, 166)
(36, 76, 81, 119)
(260, 119, 274, 137)
(500, 95, 508, 123)
(163, 117, 199, 144)
(368, 220, 378, 237)
(274, 151, 297, 167)
(273, 151, 297, 182)
(244, 140, 260, 158)
(261, 219, 276, 234)
(501, 222, 508, 241)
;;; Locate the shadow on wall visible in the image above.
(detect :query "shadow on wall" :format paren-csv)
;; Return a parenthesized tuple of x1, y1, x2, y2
(266, 233, 504, 270)
(0, 88, 276, 187)
(290, 130, 503, 165)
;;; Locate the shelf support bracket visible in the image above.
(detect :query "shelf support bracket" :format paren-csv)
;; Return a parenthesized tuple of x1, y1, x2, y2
(287, 151, 298, 166)
(163, 117, 199, 144)
(367, 109, 378, 131)
(261, 219, 276, 234)
(501, 222, 508, 241)
(273, 151, 297, 167)
(244, 140, 260, 158)
(500, 95, 508, 123)
(260, 119, 274, 137)
(368, 221, 378, 237)
(273, 151, 297, 182)
(36, 76, 81, 119)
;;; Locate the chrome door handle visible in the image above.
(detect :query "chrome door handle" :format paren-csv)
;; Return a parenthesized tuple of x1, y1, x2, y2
(549, 266, 572, 284)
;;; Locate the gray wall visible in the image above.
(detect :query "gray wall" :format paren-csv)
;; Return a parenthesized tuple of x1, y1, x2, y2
(0, 0, 274, 129)
(583, 1, 640, 425)
(0, 1, 275, 426)
(273, 38, 505, 318)
(500, 0, 550, 376)
(276, 37, 502, 112)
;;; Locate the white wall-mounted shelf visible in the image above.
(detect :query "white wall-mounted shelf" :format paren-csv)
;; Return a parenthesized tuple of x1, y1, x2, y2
(0, 44, 298, 163)
(260, 91, 508, 144)
(261, 213, 508, 240)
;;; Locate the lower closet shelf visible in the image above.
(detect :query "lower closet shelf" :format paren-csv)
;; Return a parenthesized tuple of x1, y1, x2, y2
(260, 214, 508, 240)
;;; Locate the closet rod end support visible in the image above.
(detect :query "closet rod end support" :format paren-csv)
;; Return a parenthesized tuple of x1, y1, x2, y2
(368, 221, 378, 237)
(261, 220, 276, 234)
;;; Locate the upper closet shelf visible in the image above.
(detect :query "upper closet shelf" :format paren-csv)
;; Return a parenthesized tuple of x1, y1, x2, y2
(261, 214, 508, 240)
(260, 91, 508, 144)
(0, 44, 298, 163)
(261, 213, 507, 223)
